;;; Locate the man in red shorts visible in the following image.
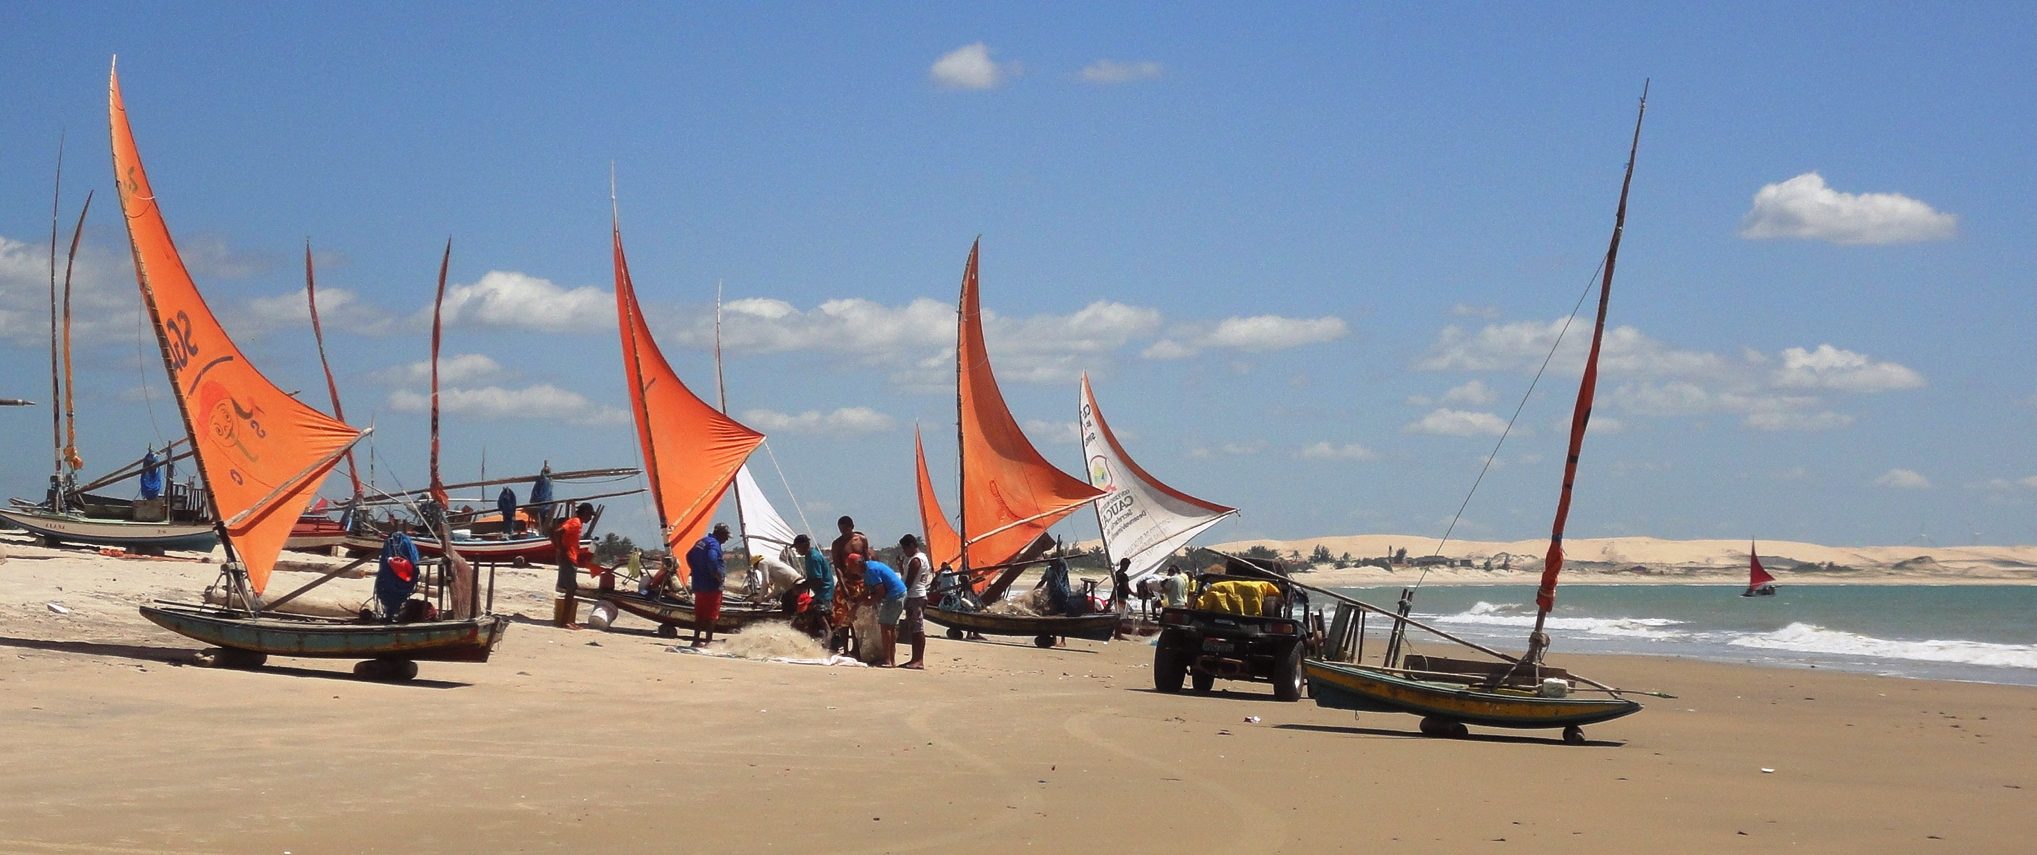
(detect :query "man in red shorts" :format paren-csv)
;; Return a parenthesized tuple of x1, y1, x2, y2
(686, 523, 733, 648)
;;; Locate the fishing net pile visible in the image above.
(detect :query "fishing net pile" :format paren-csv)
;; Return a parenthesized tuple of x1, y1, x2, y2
(715, 622, 829, 660)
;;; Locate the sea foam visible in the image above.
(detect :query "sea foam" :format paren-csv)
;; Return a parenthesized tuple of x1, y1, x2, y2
(1728, 622, 2037, 670)
(1427, 601, 1688, 639)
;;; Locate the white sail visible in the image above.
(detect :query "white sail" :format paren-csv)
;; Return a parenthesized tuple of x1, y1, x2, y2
(732, 463, 798, 559)
(1079, 375, 1237, 582)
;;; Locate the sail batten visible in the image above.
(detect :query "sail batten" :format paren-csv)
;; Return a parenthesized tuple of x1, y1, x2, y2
(1080, 374, 1235, 582)
(611, 216, 763, 550)
(109, 65, 362, 593)
(954, 241, 1103, 571)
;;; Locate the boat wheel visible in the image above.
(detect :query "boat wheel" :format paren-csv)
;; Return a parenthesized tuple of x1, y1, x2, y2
(946, 627, 964, 641)
(1033, 634, 1056, 649)
(1419, 717, 1468, 738)
(1562, 725, 1586, 746)
(354, 658, 419, 681)
(512, 556, 529, 568)
(212, 648, 267, 670)
(657, 624, 679, 639)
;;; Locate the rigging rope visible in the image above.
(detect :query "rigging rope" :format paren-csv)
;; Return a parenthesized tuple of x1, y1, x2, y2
(1414, 254, 1609, 593)
(760, 438, 813, 539)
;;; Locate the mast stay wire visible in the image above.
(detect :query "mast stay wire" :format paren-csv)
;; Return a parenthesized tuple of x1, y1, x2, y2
(1415, 253, 1610, 593)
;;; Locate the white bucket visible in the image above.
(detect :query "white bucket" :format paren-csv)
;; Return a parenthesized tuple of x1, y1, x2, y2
(588, 601, 618, 630)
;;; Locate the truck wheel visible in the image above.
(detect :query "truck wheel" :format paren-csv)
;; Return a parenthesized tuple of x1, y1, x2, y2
(1153, 643, 1185, 693)
(1191, 670, 1215, 693)
(1272, 645, 1303, 702)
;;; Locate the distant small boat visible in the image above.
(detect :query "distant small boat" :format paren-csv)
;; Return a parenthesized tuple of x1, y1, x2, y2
(1744, 540, 1777, 597)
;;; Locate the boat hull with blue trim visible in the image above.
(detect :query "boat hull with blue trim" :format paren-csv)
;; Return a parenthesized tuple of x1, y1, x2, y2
(0, 507, 217, 553)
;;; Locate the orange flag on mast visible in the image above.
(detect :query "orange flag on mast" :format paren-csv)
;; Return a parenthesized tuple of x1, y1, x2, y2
(109, 63, 363, 594)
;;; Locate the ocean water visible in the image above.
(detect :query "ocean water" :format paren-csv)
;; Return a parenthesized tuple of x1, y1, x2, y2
(1327, 584, 2037, 687)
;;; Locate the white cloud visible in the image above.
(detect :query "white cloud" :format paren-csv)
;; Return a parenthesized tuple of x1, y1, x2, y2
(433, 271, 611, 332)
(741, 407, 895, 435)
(238, 285, 405, 337)
(1144, 314, 1346, 359)
(682, 296, 1159, 388)
(931, 43, 1011, 90)
(378, 353, 505, 386)
(1440, 380, 1495, 406)
(388, 384, 626, 426)
(1449, 303, 1500, 319)
(176, 234, 272, 279)
(1022, 418, 1081, 445)
(1299, 441, 1376, 461)
(1772, 344, 1924, 392)
(1404, 408, 1508, 437)
(1745, 410, 1853, 432)
(1418, 318, 1722, 378)
(1187, 441, 1264, 459)
(1874, 468, 1931, 489)
(1738, 172, 1956, 245)
(0, 233, 145, 347)
(1080, 60, 1162, 84)
(2026, 475, 2037, 489)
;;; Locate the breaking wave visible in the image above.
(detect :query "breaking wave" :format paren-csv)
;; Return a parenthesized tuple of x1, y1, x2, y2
(1728, 623, 2037, 670)
(1426, 601, 1688, 639)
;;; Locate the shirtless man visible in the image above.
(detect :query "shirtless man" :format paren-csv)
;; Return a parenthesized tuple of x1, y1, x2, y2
(829, 516, 871, 656)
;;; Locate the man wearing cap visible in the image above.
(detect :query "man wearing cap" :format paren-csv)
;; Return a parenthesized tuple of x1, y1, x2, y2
(686, 523, 734, 648)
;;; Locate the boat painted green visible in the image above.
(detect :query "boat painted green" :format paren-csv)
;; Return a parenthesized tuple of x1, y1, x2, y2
(1304, 658, 1641, 729)
(139, 603, 507, 662)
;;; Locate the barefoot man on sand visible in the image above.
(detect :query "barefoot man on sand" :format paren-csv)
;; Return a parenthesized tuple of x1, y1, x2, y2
(898, 534, 931, 669)
(687, 523, 734, 648)
(830, 516, 871, 656)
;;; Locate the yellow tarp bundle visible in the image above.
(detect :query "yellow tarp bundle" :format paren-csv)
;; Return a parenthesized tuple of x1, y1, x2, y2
(1194, 579, 1280, 615)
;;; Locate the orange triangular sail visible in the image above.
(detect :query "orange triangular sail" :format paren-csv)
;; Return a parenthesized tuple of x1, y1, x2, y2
(914, 427, 961, 571)
(612, 215, 763, 550)
(955, 241, 1104, 569)
(109, 65, 363, 594)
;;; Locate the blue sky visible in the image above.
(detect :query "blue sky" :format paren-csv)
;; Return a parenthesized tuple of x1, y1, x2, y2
(3, 3, 2034, 549)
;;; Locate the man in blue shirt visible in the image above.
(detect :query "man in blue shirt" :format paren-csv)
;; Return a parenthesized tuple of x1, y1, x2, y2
(848, 553, 907, 667)
(685, 523, 732, 648)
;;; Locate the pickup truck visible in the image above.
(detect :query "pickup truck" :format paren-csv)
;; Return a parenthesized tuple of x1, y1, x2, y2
(1152, 573, 1320, 701)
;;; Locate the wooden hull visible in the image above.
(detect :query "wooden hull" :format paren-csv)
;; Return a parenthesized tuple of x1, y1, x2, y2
(139, 603, 508, 662)
(1304, 659, 1641, 729)
(595, 589, 784, 633)
(341, 532, 563, 565)
(0, 507, 217, 553)
(924, 606, 1117, 642)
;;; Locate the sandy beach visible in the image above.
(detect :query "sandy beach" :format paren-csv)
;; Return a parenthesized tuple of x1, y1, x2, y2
(4, 533, 2036, 853)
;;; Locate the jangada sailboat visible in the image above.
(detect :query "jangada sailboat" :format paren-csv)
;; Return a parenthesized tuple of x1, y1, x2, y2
(591, 197, 776, 637)
(1744, 541, 1777, 596)
(1303, 88, 1654, 744)
(918, 241, 1114, 648)
(110, 62, 506, 678)
(1078, 373, 1237, 590)
(0, 153, 216, 554)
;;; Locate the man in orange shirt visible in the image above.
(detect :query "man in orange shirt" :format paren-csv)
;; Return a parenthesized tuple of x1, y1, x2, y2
(551, 503, 600, 629)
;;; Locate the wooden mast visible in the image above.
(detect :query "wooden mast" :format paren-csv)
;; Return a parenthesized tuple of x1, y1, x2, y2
(1528, 81, 1648, 663)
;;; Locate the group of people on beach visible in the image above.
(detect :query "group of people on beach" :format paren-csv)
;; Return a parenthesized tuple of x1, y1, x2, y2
(534, 510, 937, 669)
